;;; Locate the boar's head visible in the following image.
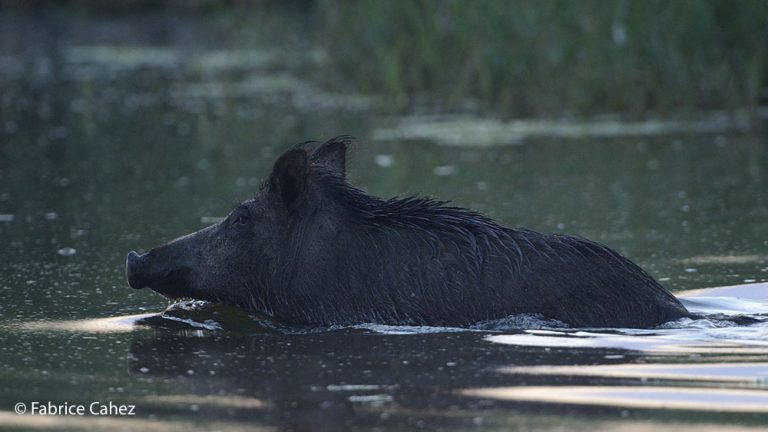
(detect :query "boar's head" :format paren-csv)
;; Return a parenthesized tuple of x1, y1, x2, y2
(126, 136, 352, 315)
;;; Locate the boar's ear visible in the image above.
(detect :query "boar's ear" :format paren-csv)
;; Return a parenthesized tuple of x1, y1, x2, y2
(312, 135, 353, 178)
(269, 148, 309, 207)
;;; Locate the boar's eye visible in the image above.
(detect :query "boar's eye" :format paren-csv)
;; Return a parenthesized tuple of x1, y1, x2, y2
(234, 214, 250, 226)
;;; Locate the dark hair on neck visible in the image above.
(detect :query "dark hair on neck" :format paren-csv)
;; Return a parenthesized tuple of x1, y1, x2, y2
(311, 168, 510, 240)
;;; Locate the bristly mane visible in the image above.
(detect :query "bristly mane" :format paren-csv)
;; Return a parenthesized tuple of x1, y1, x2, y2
(307, 143, 673, 294)
(311, 167, 511, 239)
(311, 163, 668, 289)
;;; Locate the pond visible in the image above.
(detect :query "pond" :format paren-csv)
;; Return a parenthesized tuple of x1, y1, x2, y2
(1, 6, 767, 432)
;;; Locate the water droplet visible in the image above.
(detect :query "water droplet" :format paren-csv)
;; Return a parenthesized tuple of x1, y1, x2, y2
(374, 155, 393, 168)
(57, 247, 76, 256)
(611, 21, 627, 47)
(433, 165, 457, 176)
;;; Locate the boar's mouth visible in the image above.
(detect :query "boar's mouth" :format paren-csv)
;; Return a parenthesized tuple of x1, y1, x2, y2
(126, 251, 210, 301)
(143, 269, 196, 299)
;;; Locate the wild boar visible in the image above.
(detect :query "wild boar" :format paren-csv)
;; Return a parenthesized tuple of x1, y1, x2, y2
(126, 136, 690, 328)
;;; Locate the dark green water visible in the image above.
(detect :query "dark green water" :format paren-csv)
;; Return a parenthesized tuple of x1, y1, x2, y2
(1, 7, 767, 432)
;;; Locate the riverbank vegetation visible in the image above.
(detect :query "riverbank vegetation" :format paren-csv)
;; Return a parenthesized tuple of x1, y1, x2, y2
(316, 0, 768, 118)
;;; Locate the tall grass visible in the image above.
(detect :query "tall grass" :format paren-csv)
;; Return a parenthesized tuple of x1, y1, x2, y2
(315, 0, 768, 117)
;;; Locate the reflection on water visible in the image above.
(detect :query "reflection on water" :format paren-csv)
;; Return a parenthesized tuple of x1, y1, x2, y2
(1, 6, 768, 432)
(497, 363, 768, 384)
(461, 386, 768, 413)
(488, 329, 768, 355)
(0, 410, 271, 432)
(372, 112, 754, 146)
(6, 283, 766, 429)
(16, 313, 155, 333)
(485, 285, 768, 357)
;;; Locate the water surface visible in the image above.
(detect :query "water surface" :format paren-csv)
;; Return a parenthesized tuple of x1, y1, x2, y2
(1, 7, 767, 431)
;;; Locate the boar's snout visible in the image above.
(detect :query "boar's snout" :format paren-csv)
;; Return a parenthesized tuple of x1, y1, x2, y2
(125, 234, 203, 300)
(126, 250, 152, 289)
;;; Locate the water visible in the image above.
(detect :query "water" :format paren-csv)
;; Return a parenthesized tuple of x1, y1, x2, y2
(1, 6, 768, 431)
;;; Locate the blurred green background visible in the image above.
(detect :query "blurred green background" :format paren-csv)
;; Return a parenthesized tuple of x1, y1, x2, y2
(318, 0, 768, 117)
(4, 0, 768, 117)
